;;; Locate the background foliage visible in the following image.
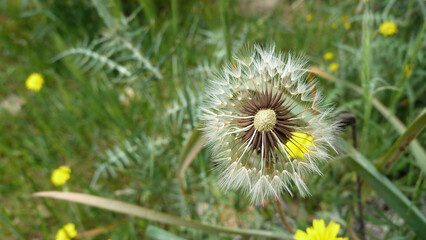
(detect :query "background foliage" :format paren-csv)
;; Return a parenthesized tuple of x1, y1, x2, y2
(0, 0, 425, 239)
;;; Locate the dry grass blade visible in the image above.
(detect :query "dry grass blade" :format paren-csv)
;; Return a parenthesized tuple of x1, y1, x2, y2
(33, 191, 291, 239)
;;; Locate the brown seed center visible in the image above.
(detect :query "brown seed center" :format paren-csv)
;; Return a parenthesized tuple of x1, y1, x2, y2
(253, 109, 276, 132)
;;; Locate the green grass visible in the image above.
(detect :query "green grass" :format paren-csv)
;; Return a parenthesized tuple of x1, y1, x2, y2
(0, 0, 425, 239)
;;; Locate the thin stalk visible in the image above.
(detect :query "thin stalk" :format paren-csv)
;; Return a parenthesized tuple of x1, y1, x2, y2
(171, 0, 194, 129)
(356, 176, 365, 240)
(389, 23, 426, 111)
(337, 111, 365, 240)
(108, 0, 123, 20)
(220, 0, 232, 61)
(360, 10, 372, 154)
(273, 198, 294, 233)
(350, 114, 366, 240)
(138, 0, 157, 41)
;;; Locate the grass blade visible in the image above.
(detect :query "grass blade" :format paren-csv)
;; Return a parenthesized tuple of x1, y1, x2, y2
(378, 110, 426, 170)
(33, 191, 292, 239)
(310, 66, 426, 173)
(145, 225, 187, 240)
(0, 208, 26, 240)
(177, 127, 208, 196)
(338, 139, 426, 237)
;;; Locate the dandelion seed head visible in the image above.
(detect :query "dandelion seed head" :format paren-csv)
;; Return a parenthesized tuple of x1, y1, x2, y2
(254, 109, 276, 132)
(201, 44, 338, 203)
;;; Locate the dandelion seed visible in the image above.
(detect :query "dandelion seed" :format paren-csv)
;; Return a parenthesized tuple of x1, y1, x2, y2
(51, 166, 71, 186)
(379, 21, 398, 36)
(25, 73, 44, 92)
(306, 14, 313, 22)
(323, 52, 334, 61)
(294, 219, 348, 240)
(201, 44, 338, 203)
(329, 63, 339, 72)
(56, 223, 77, 240)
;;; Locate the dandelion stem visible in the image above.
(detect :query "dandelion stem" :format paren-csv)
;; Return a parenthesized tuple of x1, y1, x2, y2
(273, 197, 294, 233)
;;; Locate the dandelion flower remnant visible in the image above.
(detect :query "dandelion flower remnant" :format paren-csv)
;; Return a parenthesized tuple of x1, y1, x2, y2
(379, 21, 398, 36)
(56, 223, 77, 240)
(201, 44, 338, 203)
(294, 219, 348, 240)
(51, 166, 71, 186)
(25, 73, 44, 91)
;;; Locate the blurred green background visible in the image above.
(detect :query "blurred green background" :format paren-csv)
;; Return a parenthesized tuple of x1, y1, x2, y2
(0, 0, 425, 239)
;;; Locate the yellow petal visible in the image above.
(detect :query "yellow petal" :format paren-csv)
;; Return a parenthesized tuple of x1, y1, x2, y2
(325, 221, 340, 238)
(294, 229, 309, 240)
(284, 132, 313, 160)
(313, 219, 326, 234)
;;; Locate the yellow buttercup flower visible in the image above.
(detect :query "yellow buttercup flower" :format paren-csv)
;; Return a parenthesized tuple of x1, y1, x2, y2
(332, 23, 339, 29)
(340, 15, 348, 23)
(56, 223, 77, 240)
(329, 63, 339, 72)
(306, 14, 313, 22)
(295, 219, 348, 240)
(25, 73, 44, 92)
(284, 132, 313, 160)
(323, 52, 334, 61)
(51, 166, 71, 186)
(344, 22, 351, 30)
(379, 21, 398, 36)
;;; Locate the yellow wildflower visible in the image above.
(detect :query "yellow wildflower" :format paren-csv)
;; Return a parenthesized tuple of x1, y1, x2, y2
(344, 22, 351, 30)
(329, 63, 339, 72)
(51, 166, 71, 186)
(332, 23, 339, 29)
(405, 64, 413, 77)
(340, 15, 348, 22)
(284, 132, 313, 160)
(379, 21, 398, 36)
(306, 14, 313, 22)
(25, 73, 44, 92)
(56, 223, 77, 240)
(295, 219, 348, 240)
(323, 52, 334, 61)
